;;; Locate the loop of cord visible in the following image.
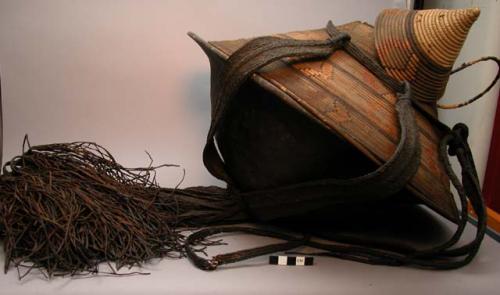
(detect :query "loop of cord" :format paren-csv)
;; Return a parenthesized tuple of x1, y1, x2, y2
(437, 56, 500, 109)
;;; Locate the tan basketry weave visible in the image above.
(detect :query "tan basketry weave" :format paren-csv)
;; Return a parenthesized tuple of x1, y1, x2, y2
(375, 8, 480, 103)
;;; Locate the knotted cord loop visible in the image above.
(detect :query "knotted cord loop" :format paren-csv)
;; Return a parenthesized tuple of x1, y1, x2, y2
(448, 123, 469, 157)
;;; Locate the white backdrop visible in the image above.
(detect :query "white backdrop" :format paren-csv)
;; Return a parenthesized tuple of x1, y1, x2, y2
(0, 0, 407, 187)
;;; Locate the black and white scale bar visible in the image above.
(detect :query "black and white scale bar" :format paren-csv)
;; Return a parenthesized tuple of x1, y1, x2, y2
(269, 255, 313, 266)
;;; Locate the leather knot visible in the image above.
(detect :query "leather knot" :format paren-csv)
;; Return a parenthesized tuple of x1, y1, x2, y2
(397, 81, 412, 101)
(328, 31, 351, 46)
(448, 123, 469, 156)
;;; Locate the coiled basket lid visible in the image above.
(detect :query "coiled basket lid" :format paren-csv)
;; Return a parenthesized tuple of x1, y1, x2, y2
(375, 8, 480, 103)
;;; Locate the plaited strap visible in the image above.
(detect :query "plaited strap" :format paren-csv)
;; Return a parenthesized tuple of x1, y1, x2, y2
(202, 22, 421, 220)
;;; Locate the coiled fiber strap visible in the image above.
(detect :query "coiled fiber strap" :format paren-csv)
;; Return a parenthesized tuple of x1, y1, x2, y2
(187, 22, 487, 270)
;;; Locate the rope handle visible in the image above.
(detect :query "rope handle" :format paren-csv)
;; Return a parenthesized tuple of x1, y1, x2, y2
(437, 56, 500, 109)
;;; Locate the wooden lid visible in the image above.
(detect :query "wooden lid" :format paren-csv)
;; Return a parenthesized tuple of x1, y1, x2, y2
(191, 21, 460, 222)
(375, 8, 480, 103)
